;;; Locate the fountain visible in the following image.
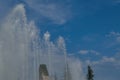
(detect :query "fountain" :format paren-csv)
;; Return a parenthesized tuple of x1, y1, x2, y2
(0, 4, 85, 80)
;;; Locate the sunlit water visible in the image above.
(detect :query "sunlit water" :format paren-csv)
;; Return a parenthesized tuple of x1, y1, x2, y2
(0, 4, 85, 80)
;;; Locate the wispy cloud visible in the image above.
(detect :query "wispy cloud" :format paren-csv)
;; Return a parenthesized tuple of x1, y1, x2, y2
(85, 51, 120, 68)
(24, 0, 72, 24)
(104, 31, 120, 48)
(111, 32, 120, 41)
(113, 0, 120, 4)
(0, 0, 72, 25)
(84, 52, 120, 80)
(79, 50, 89, 55)
(101, 56, 116, 63)
(106, 31, 120, 37)
(79, 50, 100, 55)
(106, 31, 120, 43)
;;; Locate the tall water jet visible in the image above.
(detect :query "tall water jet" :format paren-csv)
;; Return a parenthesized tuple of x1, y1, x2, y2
(0, 4, 39, 80)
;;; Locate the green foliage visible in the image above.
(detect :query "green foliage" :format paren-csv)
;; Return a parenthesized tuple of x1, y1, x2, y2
(87, 65, 94, 80)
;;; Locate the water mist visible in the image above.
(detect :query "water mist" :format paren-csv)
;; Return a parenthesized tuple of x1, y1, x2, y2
(0, 4, 85, 80)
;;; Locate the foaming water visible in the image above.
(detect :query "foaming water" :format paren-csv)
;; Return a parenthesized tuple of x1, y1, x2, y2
(0, 4, 85, 80)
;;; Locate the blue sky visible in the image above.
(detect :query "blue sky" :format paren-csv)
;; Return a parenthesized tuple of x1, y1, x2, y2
(0, 0, 120, 80)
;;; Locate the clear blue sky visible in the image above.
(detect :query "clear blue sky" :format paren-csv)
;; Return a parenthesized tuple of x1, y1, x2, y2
(0, 0, 120, 80)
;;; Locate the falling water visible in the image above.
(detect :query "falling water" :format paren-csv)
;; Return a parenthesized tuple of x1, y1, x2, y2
(0, 4, 85, 80)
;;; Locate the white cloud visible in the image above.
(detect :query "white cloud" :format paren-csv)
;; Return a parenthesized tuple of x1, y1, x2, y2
(101, 56, 116, 63)
(83, 52, 120, 80)
(114, 0, 120, 4)
(90, 50, 100, 55)
(116, 36, 120, 42)
(24, 0, 72, 24)
(0, 0, 72, 25)
(105, 31, 120, 47)
(90, 52, 120, 80)
(79, 50, 89, 54)
(79, 50, 100, 55)
(106, 31, 120, 37)
(89, 55, 119, 66)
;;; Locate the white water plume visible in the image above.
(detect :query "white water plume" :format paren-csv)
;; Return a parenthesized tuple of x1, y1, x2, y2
(0, 4, 85, 80)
